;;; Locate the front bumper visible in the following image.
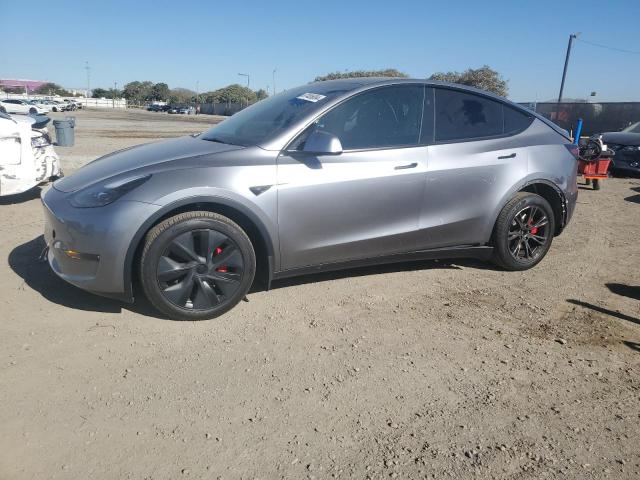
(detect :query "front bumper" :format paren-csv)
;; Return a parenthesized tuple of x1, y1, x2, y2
(41, 186, 159, 301)
(611, 151, 640, 174)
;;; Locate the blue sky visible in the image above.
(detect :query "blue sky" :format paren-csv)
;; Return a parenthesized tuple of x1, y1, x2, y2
(2, 0, 639, 101)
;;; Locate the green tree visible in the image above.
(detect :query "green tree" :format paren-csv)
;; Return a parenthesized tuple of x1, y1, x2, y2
(314, 69, 408, 82)
(203, 84, 257, 104)
(429, 65, 508, 97)
(35, 82, 71, 96)
(168, 88, 197, 104)
(255, 88, 268, 101)
(91, 88, 110, 98)
(121, 81, 154, 103)
(150, 82, 170, 101)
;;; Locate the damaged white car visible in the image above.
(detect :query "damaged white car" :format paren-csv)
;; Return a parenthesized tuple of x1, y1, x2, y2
(0, 112, 62, 196)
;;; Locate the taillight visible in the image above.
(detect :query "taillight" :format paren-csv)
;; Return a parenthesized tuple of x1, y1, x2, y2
(564, 144, 580, 160)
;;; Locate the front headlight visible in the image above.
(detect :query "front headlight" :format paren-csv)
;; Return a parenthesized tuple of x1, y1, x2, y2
(69, 174, 151, 208)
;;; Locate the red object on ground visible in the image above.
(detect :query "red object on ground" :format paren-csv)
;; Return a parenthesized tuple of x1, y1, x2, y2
(578, 158, 611, 179)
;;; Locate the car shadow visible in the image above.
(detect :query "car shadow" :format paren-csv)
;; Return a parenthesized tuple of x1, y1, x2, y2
(8, 235, 168, 319)
(606, 283, 640, 301)
(567, 299, 640, 326)
(622, 340, 640, 353)
(624, 194, 640, 204)
(623, 341, 640, 353)
(12, 235, 497, 317)
(0, 186, 42, 205)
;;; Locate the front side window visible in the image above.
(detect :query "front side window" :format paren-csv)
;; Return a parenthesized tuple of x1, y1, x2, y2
(434, 89, 503, 142)
(308, 85, 424, 150)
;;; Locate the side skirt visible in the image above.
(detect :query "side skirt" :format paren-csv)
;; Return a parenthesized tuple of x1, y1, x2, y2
(271, 245, 493, 282)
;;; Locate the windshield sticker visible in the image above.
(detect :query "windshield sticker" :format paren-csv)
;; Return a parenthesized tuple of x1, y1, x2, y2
(296, 93, 326, 103)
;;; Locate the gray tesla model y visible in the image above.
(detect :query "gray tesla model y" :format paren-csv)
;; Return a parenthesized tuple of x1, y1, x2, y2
(42, 78, 578, 320)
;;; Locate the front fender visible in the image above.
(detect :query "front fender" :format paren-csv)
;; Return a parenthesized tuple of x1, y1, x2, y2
(122, 189, 279, 302)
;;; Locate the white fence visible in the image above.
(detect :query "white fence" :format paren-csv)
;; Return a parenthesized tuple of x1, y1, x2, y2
(1, 92, 127, 109)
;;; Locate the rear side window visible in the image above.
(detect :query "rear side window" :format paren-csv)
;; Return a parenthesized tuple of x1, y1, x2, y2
(313, 85, 424, 150)
(504, 105, 534, 135)
(435, 89, 502, 142)
(434, 89, 532, 142)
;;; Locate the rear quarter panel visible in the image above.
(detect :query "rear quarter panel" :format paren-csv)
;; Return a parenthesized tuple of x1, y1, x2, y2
(490, 119, 578, 236)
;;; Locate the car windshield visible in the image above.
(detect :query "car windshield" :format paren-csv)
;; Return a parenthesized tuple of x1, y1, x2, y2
(199, 84, 350, 146)
(622, 121, 640, 134)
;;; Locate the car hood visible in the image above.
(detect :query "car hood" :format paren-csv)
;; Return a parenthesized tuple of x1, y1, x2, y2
(600, 132, 640, 146)
(53, 135, 243, 193)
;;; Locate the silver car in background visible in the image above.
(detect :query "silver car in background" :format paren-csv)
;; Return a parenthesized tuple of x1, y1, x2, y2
(42, 78, 578, 320)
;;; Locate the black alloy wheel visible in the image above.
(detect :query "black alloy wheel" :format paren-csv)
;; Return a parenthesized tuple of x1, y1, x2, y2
(140, 211, 255, 320)
(157, 229, 244, 310)
(507, 205, 549, 262)
(492, 192, 555, 271)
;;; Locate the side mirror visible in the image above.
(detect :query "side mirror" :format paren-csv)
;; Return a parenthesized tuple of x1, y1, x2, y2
(302, 130, 343, 155)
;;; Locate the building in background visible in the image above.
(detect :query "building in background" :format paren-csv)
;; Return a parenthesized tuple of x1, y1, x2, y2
(0, 79, 48, 93)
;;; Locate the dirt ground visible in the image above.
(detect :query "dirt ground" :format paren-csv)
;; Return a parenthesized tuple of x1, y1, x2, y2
(1, 109, 639, 480)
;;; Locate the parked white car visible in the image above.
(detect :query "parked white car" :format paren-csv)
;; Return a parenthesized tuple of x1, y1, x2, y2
(26, 100, 52, 113)
(0, 99, 49, 115)
(0, 112, 62, 196)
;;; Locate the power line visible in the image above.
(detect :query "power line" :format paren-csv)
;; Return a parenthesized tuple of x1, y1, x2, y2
(576, 38, 640, 55)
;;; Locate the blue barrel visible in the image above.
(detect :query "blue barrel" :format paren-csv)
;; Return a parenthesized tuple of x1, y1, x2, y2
(53, 118, 75, 146)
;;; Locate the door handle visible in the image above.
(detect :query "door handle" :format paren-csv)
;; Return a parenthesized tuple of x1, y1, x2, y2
(498, 153, 516, 159)
(394, 162, 418, 170)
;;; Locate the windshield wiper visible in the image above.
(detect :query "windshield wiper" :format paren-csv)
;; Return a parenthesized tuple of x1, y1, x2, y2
(201, 136, 244, 146)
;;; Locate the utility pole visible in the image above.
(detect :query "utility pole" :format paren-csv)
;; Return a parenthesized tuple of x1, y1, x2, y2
(113, 81, 117, 108)
(272, 68, 277, 96)
(557, 33, 579, 104)
(85, 61, 91, 106)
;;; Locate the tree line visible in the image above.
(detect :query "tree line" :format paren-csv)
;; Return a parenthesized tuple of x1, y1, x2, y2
(92, 81, 268, 105)
(315, 66, 508, 97)
(3, 66, 507, 103)
(93, 66, 506, 105)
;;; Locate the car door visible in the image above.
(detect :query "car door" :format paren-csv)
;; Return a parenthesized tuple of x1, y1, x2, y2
(277, 84, 428, 271)
(2, 100, 21, 114)
(416, 87, 532, 250)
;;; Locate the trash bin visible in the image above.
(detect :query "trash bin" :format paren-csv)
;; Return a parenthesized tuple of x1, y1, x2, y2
(53, 118, 75, 147)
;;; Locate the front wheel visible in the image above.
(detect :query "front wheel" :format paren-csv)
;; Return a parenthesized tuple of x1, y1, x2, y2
(491, 192, 555, 271)
(139, 211, 256, 320)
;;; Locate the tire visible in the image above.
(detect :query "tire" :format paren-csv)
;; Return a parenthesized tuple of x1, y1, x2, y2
(491, 192, 555, 271)
(52, 107, 58, 112)
(0, 106, 6, 113)
(593, 179, 601, 190)
(29, 107, 37, 114)
(139, 211, 256, 320)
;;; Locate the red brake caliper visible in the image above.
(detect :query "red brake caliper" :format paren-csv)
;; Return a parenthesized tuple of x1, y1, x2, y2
(528, 215, 538, 235)
(213, 247, 228, 272)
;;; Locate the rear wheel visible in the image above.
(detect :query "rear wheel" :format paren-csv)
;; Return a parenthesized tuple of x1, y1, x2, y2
(139, 211, 255, 320)
(29, 107, 37, 114)
(491, 192, 555, 271)
(593, 179, 601, 190)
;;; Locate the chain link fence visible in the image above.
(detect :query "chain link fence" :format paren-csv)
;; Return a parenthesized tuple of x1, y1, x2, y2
(520, 102, 640, 136)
